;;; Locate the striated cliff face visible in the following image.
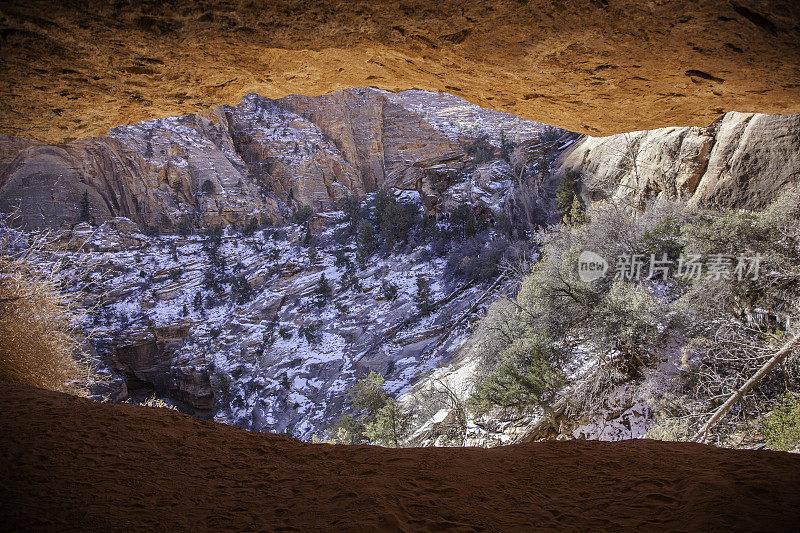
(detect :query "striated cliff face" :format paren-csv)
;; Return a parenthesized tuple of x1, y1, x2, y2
(2, 92, 797, 233)
(0, 89, 487, 230)
(556, 111, 800, 210)
(41, 210, 519, 436)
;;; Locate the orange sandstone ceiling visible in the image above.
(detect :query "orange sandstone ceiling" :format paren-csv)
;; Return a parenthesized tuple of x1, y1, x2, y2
(1, 0, 799, 143)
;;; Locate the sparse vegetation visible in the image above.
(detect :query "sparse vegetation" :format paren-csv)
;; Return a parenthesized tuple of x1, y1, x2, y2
(201, 179, 215, 195)
(467, 190, 800, 447)
(462, 133, 495, 166)
(292, 205, 314, 224)
(0, 227, 97, 395)
(299, 323, 320, 344)
(131, 395, 178, 410)
(325, 371, 410, 447)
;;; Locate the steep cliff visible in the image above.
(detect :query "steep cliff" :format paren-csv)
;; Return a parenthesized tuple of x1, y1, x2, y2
(1, 89, 516, 230)
(3, 94, 797, 231)
(556, 111, 800, 210)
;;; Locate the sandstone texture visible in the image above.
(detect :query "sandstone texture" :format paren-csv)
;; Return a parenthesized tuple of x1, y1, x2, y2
(1, 1, 799, 143)
(43, 215, 508, 436)
(0, 90, 474, 229)
(1, 88, 579, 230)
(556, 111, 800, 209)
(2, 89, 797, 232)
(3, 381, 800, 531)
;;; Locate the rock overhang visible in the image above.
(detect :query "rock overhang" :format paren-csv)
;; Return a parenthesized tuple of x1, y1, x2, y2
(1, 0, 799, 143)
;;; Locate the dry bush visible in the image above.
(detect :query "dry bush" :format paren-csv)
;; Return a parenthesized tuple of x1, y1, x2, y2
(411, 376, 471, 446)
(130, 395, 179, 410)
(0, 226, 98, 396)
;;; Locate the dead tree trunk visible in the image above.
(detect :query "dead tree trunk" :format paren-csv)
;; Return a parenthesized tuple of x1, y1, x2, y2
(693, 331, 800, 443)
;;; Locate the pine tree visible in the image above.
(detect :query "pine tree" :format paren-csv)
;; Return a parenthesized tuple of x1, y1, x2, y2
(342, 193, 361, 235)
(232, 275, 253, 304)
(192, 291, 203, 312)
(414, 275, 433, 315)
(315, 273, 332, 306)
(356, 219, 377, 263)
(449, 204, 479, 240)
(303, 222, 315, 248)
(308, 239, 318, 264)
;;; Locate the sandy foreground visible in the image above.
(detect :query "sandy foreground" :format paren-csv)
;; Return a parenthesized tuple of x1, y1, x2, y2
(1, 381, 799, 531)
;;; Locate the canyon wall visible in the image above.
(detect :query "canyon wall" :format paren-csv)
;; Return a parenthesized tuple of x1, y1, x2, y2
(2, 91, 798, 232)
(0, 89, 475, 230)
(556, 111, 800, 210)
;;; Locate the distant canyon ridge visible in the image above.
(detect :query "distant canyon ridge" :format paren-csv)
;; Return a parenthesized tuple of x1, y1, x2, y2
(0, 89, 798, 232)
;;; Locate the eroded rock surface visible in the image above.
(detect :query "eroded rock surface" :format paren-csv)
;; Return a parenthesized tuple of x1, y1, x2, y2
(1, 89, 552, 230)
(1, 1, 799, 142)
(556, 111, 800, 209)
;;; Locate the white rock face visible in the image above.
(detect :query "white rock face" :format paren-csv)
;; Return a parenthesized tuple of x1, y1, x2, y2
(556, 111, 800, 210)
(46, 204, 511, 439)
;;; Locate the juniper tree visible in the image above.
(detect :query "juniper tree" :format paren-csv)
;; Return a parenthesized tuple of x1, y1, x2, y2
(327, 371, 410, 447)
(314, 273, 332, 307)
(469, 337, 565, 428)
(555, 169, 581, 221)
(414, 275, 433, 315)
